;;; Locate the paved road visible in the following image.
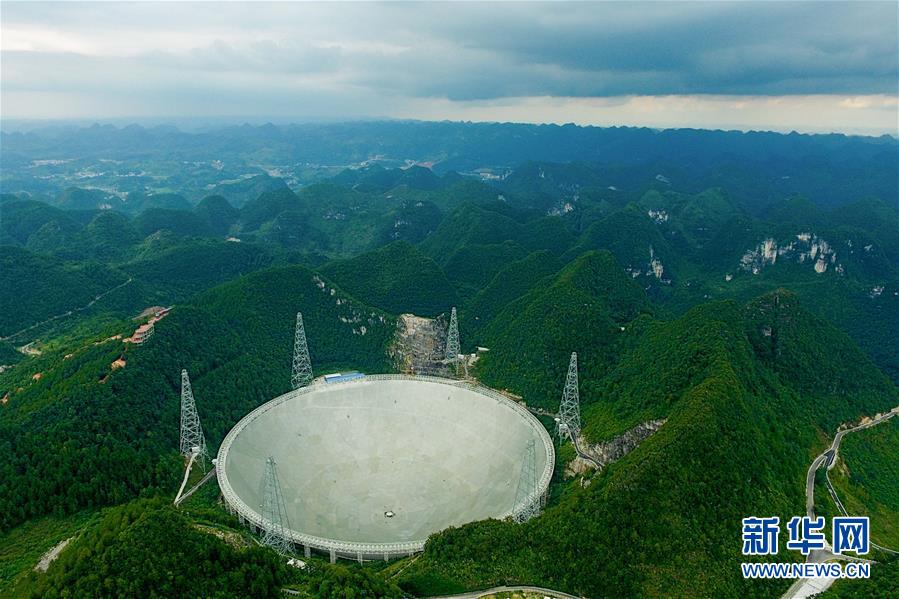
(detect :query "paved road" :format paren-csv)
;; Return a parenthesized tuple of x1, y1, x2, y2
(825, 409, 898, 474)
(805, 453, 829, 518)
(821, 409, 899, 556)
(783, 406, 898, 599)
(805, 407, 898, 520)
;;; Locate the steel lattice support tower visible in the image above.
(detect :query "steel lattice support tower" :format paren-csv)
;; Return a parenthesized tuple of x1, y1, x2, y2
(260, 456, 293, 555)
(179, 369, 209, 471)
(291, 312, 313, 390)
(513, 439, 539, 523)
(557, 352, 581, 441)
(445, 307, 460, 362)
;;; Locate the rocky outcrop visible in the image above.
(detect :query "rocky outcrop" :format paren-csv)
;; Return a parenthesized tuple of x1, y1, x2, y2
(566, 419, 666, 476)
(389, 313, 447, 375)
(739, 233, 841, 275)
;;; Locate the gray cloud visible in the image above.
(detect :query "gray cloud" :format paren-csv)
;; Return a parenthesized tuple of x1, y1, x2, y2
(1, 1, 896, 128)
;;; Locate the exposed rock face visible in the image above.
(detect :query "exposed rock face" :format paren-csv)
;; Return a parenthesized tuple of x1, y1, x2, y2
(647, 209, 669, 224)
(739, 233, 841, 275)
(390, 313, 448, 375)
(566, 418, 667, 476)
(624, 246, 671, 284)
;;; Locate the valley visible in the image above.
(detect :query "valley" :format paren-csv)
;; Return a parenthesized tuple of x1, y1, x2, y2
(1, 122, 897, 598)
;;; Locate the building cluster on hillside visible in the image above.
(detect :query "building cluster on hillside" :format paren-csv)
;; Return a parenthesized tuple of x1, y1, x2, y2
(125, 306, 171, 345)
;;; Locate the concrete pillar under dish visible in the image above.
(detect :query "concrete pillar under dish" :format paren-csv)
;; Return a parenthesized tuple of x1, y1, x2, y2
(304, 545, 311, 559)
(329, 548, 336, 564)
(357, 552, 363, 564)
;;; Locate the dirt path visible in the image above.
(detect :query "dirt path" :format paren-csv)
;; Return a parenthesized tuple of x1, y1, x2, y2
(2, 277, 133, 342)
(34, 537, 73, 572)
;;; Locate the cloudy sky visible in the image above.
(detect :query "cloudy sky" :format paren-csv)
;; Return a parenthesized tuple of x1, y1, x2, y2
(2, 1, 897, 134)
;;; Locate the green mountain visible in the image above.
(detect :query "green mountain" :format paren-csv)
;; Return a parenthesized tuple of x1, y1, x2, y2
(821, 558, 899, 598)
(520, 216, 575, 255)
(239, 188, 302, 232)
(124, 239, 275, 303)
(207, 173, 289, 209)
(332, 164, 443, 193)
(824, 417, 899, 548)
(401, 291, 898, 598)
(830, 198, 899, 263)
(238, 183, 423, 256)
(0, 265, 394, 531)
(762, 195, 828, 229)
(55, 187, 124, 211)
(289, 183, 403, 255)
(257, 209, 318, 249)
(419, 203, 523, 262)
(59, 210, 142, 262)
(19, 499, 287, 598)
(378, 199, 443, 245)
(420, 203, 573, 269)
(133, 208, 213, 238)
(462, 250, 563, 339)
(664, 222, 899, 383)
(320, 241, 457, 316)
(123, 192, 192, 215)
(566, 204, 680, 301)
(443, 241, 528, 300)
(0, 246, 129, 337)
(194, 194, 239, 236)
(475, 250, 653, 408)
(11, 496, 406, 598)
(0, 200, 81, 247)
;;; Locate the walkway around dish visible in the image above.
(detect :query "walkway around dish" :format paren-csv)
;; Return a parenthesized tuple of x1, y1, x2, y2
(425, 584, 584, 599)
(283, 585, 584, 598)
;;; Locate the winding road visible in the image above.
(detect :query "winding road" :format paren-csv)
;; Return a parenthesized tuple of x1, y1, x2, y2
(783, 405, 898, 599)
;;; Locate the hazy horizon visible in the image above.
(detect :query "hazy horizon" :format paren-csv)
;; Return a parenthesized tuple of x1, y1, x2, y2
(3, 112, 897, 139)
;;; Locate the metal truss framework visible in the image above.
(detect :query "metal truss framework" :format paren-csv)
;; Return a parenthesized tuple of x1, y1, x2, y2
(445, 307, 460, 362)
(217, 374, 555, 560)
(179, 369, 209, 471)
(260, 456, 294, 555)
(513, 439, 540, 523)
(291, 312, 313, 390)
(557, 352, 581, 441)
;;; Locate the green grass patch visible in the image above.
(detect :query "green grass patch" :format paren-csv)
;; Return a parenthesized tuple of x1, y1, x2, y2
(0, 511, 95, 594)
(828, 418, 899, 548)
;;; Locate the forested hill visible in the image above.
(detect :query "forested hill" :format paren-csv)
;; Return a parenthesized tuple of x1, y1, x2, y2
(319, 241, 457, 316)
(399, 291, 899, 597)
(0, 265, 393, 531)
(3, 122, 896, 207)
(3, 162, 896, 379)
(475, 250, 653, 409)
(2, 124, 898, 597)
